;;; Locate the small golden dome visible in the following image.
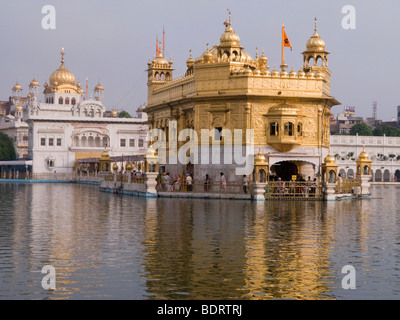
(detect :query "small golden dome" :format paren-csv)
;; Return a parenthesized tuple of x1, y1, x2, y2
(95, 83, 104, 91)
(298, 69, 306, 78)
(202, 43, 213, 63)
(77, 82, 81, 88)
(324, 152, 336, 164)
(358, 145, 370, 160)
(186, 50, 195, 68)
(15, 105, 23, 111)
(254, 149, 268, 166)
(154, 52, 169, 65)
(262, 68, 271, 76)
(100, 148, 111, 161)
(257, 48, 268, 66)
(315, 72, 324, 79)
(307, 72, 316, 79)
(271, 66, 279, 77)
(289, 66, 297, 78)
(253, 69, 261, 76)
(12, 82, 22, 91)
(126, 162, 133, 171)
(112, 162, 118, 171)
(220, 20, 240, 46)
(306, 18, 326, 52)
(30, 78, 39, 87)
(244, 68, 252, 76)
(111, 109, 118, 116)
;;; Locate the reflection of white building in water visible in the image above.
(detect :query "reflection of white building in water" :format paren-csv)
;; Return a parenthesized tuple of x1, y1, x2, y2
(4, 49, 148, 174)
(331, 135, 400, 182)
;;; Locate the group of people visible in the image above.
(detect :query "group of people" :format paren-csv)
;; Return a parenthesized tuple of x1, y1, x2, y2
(157, 172, 193, 192)
(267, 176, 318, 197)
(204, 172, 248, 194)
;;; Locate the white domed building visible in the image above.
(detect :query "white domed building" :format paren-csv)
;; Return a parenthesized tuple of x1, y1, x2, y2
(2, 49, 148, 176)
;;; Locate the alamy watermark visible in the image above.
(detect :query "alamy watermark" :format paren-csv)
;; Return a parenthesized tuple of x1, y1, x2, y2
(42, 5, 56, 30)
(342, 5, 356, 30)
(147, 121, 255, 176)
(341, 265, 356, 289)
(41, 265, 56, 290)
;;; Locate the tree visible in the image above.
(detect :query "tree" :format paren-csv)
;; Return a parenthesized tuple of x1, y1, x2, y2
(0, 132, 16, 160)
(118, 110, 132, 118)
(349, 123, 373, 136)
(372, 125, 400, 137)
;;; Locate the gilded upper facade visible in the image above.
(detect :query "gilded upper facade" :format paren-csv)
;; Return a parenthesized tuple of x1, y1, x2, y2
(144, 15, 340, 152)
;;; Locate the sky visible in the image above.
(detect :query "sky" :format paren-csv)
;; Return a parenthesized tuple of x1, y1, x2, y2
(0, 0, 399, 120)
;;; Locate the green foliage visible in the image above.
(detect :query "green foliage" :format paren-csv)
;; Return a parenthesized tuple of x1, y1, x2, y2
(118, 110, 132, 118)
(372, 125, 400, 137)
(0, 132, 16, 160)
(349, 123, 373, 136)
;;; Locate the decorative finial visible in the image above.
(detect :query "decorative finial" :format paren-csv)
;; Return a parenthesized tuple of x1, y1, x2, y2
(314, 17, 318, 32)
(61, 47, 65, 64)
(189, 49, 192, 57)
(206, 43, 209, 50)
(255, 47, 258, 59)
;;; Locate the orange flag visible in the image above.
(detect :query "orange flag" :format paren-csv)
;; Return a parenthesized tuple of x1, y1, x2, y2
(282, 25, 292, 65)
(282, 26, 292, 49)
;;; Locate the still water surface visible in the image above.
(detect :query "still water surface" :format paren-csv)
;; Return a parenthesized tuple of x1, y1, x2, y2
(0, 183, 399, 300)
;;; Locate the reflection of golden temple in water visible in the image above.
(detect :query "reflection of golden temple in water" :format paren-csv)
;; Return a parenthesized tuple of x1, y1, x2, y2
(143, 199, 355, 300)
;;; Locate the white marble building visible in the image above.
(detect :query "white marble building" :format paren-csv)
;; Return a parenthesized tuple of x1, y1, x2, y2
(5, 48, 148, 174)
(330, 134, 400, 182)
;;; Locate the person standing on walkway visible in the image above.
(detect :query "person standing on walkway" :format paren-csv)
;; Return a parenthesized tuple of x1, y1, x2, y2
(220, 172, 227, 192)
(186, 174, 193, 192)
(243, 175, 248, 194)
(204, 174, 210, 192)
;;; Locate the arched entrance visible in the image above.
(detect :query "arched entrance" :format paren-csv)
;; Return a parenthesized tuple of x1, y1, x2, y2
(270, 161, 298, 181)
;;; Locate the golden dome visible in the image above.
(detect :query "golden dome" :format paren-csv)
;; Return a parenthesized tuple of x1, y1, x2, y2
(254, 148, 268, 167)
(112, 162, 119, 171)
(15, 105, 23, 111)
(289, 67, 297, 78)
(111, 109, 118, 117)
(100, 148, 111, 161)
(202, 43, 213, 63)
(30, 78, 39, 87)
(358, 145, 370, 160)
(271, 66, 279, 77)
(298, 69, 306, 78)
(50, 64, 76, 86)
(126, 162, 133, 171)
(306, 18, 326, 52)
(95, 83, 104, 91)
(220, 19, 240, 46)
(49, 48, 76, 87)
(12, 82, 22, 91)
(186, 50, 195, 68)
(154, 52, 169, 65)
(257, 49, 268, 67)
(324, 151, 336, 164)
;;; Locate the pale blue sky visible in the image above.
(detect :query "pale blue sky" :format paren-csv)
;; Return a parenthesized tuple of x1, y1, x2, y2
(1, 0, 399, 120)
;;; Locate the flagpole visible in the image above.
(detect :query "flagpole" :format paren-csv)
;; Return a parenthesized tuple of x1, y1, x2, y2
(282, 24, 284, 66)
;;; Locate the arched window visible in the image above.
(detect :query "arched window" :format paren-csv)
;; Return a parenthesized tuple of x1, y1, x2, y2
(59, 97, 63, 105)
(284, 122, 294, 136)
(297, 123, 303, 136)
(71, 98, 76, 105)
(270, 122, 279, 136)
(65, 98, 70, 105)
